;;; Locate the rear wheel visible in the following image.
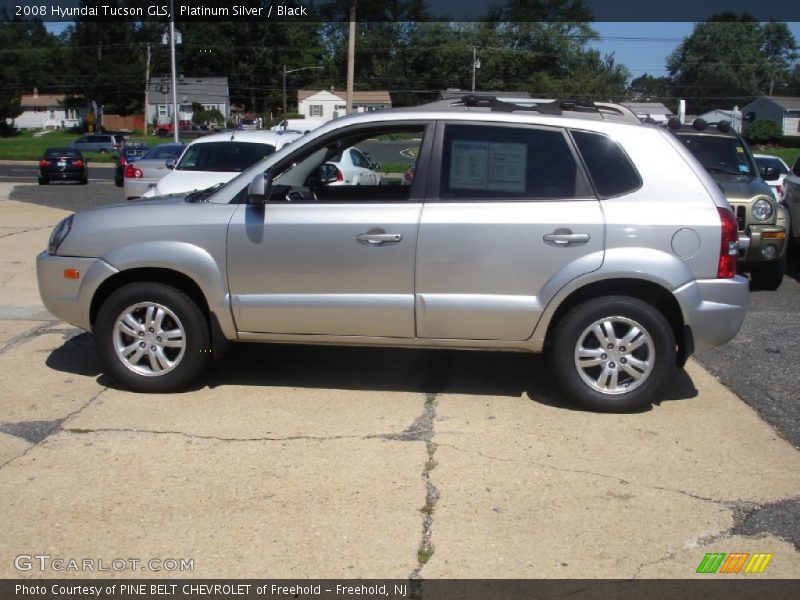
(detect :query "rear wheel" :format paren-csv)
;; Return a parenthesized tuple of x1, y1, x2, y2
(750, 253, 786, 290)
(94, 282, 212, 392)
(550, 296, 676, 412)
(38, 176, 48, 185)
(80, 175, 89, 185)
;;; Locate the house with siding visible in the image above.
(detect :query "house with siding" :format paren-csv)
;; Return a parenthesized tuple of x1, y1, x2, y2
(9, 89, 85, 130)
(147, 76, 230, 125)
(741, 96, 800, 136)
(297, 89, 391, 122)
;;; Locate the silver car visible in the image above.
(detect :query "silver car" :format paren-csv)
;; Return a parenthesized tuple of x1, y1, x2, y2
(123, 143, 185, 200)
(37, 98, 749, 412)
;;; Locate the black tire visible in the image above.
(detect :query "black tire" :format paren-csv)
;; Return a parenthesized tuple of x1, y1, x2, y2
(550, 296, 676, 413)
(749, 253, 786, 290)
(80, 175, 89, 185)
(94, 282, 212, 392)
(38, 176, 48, 185)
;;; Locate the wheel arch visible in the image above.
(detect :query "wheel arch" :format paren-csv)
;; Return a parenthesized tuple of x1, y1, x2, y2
(90, 267, 231, 359)
(542, 278, 691, 367)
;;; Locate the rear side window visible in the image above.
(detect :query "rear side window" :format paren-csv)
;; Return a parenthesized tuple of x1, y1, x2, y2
(571, 130, 641, 197)
(177, 142, 275, 172)
(439, 124, 578, 200)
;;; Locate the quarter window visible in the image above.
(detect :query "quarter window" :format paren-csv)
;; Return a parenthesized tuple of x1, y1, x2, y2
(571, 130, 642, 197)
(439, 124, 578, 200)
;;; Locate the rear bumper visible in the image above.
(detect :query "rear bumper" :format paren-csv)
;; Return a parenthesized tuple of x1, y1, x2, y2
(123, 178, 159, 199)
(673, 276, 749, 350)
(40, 168, 85, 180)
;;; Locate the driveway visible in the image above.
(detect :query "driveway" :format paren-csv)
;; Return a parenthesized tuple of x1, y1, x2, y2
(0, 184, 798, 579)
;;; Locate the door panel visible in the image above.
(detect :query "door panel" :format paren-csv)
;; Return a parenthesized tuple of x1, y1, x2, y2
(227, 202, 421, 337)
(415, 200, 604, 340)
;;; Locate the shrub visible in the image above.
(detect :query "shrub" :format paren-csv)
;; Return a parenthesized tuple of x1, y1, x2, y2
(745, 118, 782, 144)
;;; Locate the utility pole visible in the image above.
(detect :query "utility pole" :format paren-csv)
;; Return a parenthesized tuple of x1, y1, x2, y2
(283, 65, 287, 115)
(144, 44, 150, 136)
(346, 0, 356, 114)
(472, 47, 476, 92)
(169, 0, 179, 143)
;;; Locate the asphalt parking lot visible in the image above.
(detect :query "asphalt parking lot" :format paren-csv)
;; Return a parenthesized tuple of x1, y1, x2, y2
(0, 178, 799, 579)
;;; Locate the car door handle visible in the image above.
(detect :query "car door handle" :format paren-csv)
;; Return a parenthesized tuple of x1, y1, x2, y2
(543, 232, 590, 245)
(357, 233, 402, 244)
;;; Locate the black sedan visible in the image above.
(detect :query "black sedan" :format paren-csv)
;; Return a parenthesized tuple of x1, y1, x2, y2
(39, 148, 88, 185)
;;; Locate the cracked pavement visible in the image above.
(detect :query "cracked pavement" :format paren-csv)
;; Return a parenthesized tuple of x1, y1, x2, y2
(0, 191, 799, 579)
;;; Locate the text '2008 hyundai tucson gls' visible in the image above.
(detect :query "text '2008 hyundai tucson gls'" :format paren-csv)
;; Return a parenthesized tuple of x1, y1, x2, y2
(38, 97, 749, 412)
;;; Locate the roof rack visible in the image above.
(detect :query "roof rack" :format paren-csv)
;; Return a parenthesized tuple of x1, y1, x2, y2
(434, 95, 640, 122)
(666, 116, 733, 133)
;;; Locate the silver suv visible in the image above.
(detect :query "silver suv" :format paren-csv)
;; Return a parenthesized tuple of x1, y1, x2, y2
(37, 97, 749, 412)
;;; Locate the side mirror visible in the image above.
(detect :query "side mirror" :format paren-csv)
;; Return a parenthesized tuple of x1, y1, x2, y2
(762, 166, 780, 182)
(165, 159, 176, 170)
(248, 172, 272, 204)
(372, 162, 381, 171)
(318, 163, 339, 185)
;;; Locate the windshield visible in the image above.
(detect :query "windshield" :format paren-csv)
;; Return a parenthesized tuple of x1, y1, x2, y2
(754, 156, 789, 175)
(144, 145, 184, 160)
(44, 149, 81, 158)
(676, 133, 755, 177)
(176, 141, 276, 172)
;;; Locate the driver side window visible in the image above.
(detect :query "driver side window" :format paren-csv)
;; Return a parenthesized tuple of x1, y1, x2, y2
(269, 125, 427, 203)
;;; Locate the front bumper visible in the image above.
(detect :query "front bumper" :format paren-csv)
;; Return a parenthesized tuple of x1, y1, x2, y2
(673, 276, 749, 350)
(738, 225, 787, 264)
(36, 252, 118, 331)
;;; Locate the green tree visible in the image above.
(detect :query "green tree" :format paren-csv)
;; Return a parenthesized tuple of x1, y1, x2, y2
(745, 118, 782, 143)
(667, 13, 797, 113)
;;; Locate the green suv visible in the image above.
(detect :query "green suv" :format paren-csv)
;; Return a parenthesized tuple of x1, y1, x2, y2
(669, 119, 788, 290)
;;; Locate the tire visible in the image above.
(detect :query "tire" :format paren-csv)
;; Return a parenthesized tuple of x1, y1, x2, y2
(38, 177, 48, 185)
(749, 253, 786, 290)
(94, 282, 213, 392)
(550, 296, 676, 413)
(80, 175, 89, 185)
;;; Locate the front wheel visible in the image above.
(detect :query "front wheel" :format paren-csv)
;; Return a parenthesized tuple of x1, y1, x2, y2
(550, 296, 676, 412)
(94, 282, 212, 392)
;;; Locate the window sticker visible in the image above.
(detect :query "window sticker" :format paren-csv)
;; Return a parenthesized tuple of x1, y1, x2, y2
(449, 141, 527, 193)
(450, 141, 489, 189)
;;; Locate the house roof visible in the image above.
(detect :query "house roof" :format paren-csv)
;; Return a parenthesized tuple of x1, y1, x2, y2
(760, 96, 800, 111)
(297, 90, 391, 104)
(438, 90, 532, 100)
(621, 102, 672, 115)
(148, 76, 229, 106)
(19, 94, 66, 108)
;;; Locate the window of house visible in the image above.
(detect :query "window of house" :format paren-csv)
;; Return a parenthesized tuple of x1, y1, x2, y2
(439, 124, 578, 200)
(309, 105, 323, 117)
(158, 105, 168, 117)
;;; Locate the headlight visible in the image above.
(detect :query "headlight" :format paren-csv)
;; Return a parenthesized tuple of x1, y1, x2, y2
(751, 197, 774, 222)
(47, 215, 73, 255)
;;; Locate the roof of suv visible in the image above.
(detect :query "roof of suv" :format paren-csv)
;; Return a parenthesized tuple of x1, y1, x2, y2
(409, 95, 643, 125)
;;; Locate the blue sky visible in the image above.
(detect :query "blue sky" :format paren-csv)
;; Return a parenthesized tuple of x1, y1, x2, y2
(45, 21, 800, 80)
(591, 22, 800, 78)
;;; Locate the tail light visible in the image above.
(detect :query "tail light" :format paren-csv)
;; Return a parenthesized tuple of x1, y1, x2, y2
(717, 207, 738, 279)
(39, 159, 49, 167)
(124, 164, 143, 179)
(775, 185, 782, 198)
(336, 167, 343, 182)
(119, 157, 127, 167)
(72, 159, 84, 168)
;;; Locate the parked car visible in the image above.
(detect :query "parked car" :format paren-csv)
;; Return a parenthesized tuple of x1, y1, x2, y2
(141, 130, 302, 198)
(666, 119, 788, 290)
(781, 156, 800, 251)
(318, 146, 381, 186)
(38, 147, 88, 185)
(753, 154, 790, 202)
(37, 97, 749, 412)
(154, 120, 192, 137)
(69, 133, 125, 154)
(123, 143, 185, 200)
(114, 142, 150, 187)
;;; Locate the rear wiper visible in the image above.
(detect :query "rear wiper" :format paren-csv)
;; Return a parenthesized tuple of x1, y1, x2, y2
(185, 182, 225, 203)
